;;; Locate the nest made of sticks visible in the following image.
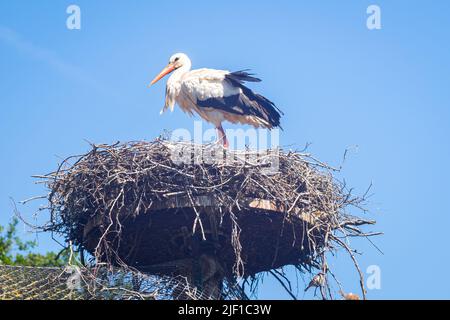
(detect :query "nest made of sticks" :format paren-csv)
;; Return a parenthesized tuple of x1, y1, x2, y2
(32, 139, 377, 299)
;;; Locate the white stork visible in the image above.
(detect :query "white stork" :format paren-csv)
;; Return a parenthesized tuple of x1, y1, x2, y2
(149, 53, 283, 148)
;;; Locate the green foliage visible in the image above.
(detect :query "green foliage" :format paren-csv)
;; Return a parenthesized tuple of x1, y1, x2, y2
(0, 217, 68, 267)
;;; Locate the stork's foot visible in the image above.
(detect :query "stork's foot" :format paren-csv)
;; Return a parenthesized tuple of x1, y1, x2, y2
(216, 126, 229, 149)
(220, 137, 229, 149)
(214, 137, 229, 149)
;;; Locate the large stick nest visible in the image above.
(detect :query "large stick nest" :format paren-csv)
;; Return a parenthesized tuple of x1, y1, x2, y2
(34, 139, 377, 299)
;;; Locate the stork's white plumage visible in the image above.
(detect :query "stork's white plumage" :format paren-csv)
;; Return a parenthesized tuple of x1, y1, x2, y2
(149, 53, 283, 148)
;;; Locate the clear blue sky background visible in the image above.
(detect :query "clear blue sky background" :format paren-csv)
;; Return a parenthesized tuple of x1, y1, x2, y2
(1, 0, 450, 299)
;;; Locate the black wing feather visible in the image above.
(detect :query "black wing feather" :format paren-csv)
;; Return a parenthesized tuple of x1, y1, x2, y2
(226, 70, 262, 83)
(196, 70, 283, 128)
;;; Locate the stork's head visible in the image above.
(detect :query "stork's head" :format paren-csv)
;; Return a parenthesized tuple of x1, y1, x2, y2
(149, 53, 191, 86)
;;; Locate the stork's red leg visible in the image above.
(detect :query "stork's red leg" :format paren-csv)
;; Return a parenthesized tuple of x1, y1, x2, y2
(216, 125, 229, 149)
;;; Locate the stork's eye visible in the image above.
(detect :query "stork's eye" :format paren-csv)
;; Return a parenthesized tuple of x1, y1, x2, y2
(174, 57, 180, 62)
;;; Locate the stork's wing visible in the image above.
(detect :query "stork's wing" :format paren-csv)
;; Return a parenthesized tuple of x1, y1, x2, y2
(180, 69, 283, 128)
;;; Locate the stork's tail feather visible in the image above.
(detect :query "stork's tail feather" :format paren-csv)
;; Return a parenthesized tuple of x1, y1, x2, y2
(253, 92, 284, 128)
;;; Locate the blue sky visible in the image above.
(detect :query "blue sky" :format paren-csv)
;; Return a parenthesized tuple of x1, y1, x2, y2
(1, 0, 450, 299)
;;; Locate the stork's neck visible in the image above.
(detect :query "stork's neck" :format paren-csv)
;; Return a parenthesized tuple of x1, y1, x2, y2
(167, 61, 191, 86)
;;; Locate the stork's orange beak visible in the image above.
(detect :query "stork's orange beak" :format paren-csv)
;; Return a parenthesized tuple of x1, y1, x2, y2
(149, 64, 176, 87)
